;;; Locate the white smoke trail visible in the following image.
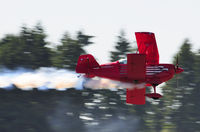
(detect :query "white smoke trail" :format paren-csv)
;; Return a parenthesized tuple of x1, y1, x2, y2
(0, 67, 79, 90)
(0, 67, 146, 90)
(83, 77, 146, 90)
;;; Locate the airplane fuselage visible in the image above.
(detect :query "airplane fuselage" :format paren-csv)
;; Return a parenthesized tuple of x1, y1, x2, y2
(86, 61, 178, 86)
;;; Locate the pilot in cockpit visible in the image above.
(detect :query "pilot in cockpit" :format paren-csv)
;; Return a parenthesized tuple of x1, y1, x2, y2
(118, 59, 127, 64)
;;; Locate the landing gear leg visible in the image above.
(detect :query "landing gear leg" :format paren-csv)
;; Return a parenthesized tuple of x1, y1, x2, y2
(152, 85, 159, 100)
(153, 85, 156, 93)
(145, 84, 162, 100)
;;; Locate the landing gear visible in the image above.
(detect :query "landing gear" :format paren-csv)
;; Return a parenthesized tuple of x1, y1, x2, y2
(145, 84, 162, 100)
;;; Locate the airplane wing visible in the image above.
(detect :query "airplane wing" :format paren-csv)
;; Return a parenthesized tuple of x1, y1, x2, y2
(126, 88, 146, 105)
(135, 32, 159, 65)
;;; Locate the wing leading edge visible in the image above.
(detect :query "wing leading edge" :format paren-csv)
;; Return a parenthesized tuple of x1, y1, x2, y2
(135, 32, 159, 65)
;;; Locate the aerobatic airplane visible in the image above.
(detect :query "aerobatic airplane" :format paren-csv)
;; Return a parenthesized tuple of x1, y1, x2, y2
(76, 32, 183, 105)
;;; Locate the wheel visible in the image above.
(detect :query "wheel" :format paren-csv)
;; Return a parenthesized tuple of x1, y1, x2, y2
(152, 97, 159, 100)
(145, 93, 162, 99)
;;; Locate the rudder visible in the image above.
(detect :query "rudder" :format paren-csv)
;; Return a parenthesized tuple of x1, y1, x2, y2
(76, 54, 99, 73)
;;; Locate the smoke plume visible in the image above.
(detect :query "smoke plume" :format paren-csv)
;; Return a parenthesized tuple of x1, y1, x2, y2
(0, 67, 78, 90)
(0, 67, 145, 90)
(83, 78, 146, 90)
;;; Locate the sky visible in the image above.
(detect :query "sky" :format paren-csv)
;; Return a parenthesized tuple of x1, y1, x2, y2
(0, 0, 200, 64)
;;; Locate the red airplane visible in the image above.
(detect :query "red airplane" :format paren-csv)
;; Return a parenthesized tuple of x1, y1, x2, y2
(76, 32, 183, 105)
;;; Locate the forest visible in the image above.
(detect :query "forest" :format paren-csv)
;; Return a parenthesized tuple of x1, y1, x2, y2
(0, 24, 200, 132)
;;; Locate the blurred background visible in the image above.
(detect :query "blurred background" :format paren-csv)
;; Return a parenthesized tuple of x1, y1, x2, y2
(0, 0, 200, 132)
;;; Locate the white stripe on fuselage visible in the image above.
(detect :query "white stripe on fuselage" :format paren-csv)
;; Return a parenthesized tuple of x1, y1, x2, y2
(146, 66, 168, 75)
(119, 66, 168, 75)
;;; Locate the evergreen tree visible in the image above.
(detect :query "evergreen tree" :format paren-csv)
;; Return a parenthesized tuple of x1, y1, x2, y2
(110, 30, 131, 62)
(194, 49, 200, 85)
(157, 39, 197, 131)
(52, 31, 94, 70)
(0, 35, 22, 68)
(76, 31, 94, 46)
(19, 23, 52, 69)
(0, 23, 51, 69)
(189, 49, 200, 131)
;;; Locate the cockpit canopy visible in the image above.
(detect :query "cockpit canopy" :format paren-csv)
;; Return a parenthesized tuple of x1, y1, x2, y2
(118, 59, 127, 64)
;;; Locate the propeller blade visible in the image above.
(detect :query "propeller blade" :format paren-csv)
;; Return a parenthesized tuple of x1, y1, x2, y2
(176, 54, 179, 68)
(174, 54, 179, 73)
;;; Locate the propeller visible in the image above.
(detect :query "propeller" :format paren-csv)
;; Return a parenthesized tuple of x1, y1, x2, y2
(175, 54, 180, 88)
(174, 54, 181, 73)
(175, 54, 179, 71)
(173, 54, 184, 88)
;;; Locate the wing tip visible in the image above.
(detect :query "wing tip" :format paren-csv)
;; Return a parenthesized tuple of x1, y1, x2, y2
(135, 32, 154, 35)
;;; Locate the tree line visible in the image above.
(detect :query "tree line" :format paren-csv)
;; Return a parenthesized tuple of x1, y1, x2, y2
(0, 23, 131, 70)
(0, 41, 200, 132)
(0, 23, 200, 132)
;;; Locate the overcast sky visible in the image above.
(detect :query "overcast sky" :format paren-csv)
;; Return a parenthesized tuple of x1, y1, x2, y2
(0, 0, 200, 64)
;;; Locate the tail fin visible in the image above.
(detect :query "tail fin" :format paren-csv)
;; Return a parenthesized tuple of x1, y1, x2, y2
(76, 54, 99, 73)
